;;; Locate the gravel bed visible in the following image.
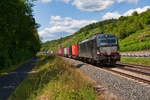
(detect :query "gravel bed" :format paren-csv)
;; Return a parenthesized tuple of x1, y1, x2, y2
(63, 57, 150, 100)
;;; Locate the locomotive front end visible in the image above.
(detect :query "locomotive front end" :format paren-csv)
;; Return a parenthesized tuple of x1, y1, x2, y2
(97, 34, 120, 65)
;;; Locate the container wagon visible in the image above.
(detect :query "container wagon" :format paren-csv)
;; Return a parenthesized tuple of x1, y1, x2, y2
(72, 43, 78, 59)
(64, 48, 67, 57)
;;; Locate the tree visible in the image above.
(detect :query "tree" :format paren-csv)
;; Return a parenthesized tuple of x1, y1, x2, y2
(0, 0, 41, 69)
(132, 11, 138, 16)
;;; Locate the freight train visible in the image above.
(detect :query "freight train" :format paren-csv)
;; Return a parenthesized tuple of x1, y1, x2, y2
(49, 33, 120, 65)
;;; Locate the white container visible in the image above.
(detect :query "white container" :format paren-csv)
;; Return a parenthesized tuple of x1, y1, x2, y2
(64, 48, 67, 56)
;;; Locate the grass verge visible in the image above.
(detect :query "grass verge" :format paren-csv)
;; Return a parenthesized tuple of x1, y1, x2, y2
(121, 57, 150, 66)
(9, 55, 98, 100)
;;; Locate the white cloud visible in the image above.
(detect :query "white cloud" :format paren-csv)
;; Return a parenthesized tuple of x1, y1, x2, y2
(117, 0, 138, 3)
(72, 0, 140, 12)
(102, 12, 121, 20)
(102, 6, 150, 20)
(39, 16, 97, 42)
(41, 0, 52, 3)
(123, 6, 150, 16)
(72, 0, 114, 12)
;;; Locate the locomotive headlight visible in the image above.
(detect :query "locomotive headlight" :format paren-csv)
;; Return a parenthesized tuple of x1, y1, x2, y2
(97, 51, 100, 54)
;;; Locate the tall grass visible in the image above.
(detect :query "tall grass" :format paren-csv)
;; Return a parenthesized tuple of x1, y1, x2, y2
(10, 55, 97, 100)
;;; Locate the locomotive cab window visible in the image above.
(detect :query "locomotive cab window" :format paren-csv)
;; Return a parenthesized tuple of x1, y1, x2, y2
(98, 37, 117, 46)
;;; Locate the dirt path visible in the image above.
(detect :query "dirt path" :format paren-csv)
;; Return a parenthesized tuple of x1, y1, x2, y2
(0, 57, 37, 100)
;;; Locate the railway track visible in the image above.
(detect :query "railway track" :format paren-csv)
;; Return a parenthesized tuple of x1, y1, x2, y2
(114, 65, 150, 76)
(102, 67, 150, 85)
(117, 62, 150, 70)
(99, 62, 150, 85)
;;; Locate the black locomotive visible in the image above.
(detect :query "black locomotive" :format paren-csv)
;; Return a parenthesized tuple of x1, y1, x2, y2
(78, 33, 120, 65)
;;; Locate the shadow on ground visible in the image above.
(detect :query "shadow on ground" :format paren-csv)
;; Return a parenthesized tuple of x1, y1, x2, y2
(73, 64, 85, 68)
(0, 57, 37, 100)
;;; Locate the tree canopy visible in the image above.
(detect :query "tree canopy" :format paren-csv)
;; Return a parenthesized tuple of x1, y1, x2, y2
(0, 0, 41, 69)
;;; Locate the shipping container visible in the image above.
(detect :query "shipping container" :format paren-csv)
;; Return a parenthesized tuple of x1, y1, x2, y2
(72, 43, 78, 56)
(40, 52, 44, 54)
(56, 50, 58, 54)
(62, 48, 64, 55)
(64, 48, 67, 56)
(58, 49, 60, 55)
(75, 44, 78, 56)
(72, 45, 75, 55)
(67, 47, 69, 56)
(54, 50, 56, 54)
(60, 49, 62, 55)
(69, 46, 72, 56)
(60, 48, 64, 56)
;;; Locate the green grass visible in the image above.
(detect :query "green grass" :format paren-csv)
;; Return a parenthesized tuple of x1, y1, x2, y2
(10, 55, 98, 100)
(119, 28, 150, 52)
(121, 57, 150, 65)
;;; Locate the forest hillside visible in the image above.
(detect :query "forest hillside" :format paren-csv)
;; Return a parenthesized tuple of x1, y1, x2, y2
(41, 10, 150, 52)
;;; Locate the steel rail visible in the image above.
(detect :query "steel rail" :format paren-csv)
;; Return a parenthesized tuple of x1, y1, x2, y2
(117, 62, 150, 70)
(102, 67, 150, 85)
(114, 65, 150, 76)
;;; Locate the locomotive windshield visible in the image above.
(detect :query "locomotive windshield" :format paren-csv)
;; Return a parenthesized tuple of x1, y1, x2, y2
(98, 37, 117, 46)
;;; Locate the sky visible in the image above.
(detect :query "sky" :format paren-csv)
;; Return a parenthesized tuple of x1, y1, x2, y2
(32, 0, 150, 42)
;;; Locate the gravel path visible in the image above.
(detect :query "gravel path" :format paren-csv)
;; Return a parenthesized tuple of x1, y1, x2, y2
(63, 57, 150, 100)
(0, 57, 37, 100)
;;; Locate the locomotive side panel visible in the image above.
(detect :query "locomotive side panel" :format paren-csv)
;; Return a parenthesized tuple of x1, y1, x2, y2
(79, 42, 87, 58)
(79, 38, 96, 59)
(86, 40, 93, 58)
(91, 39, 98, 61)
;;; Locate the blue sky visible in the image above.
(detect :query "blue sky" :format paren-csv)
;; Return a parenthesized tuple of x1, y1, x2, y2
(32, 0, 150, 42)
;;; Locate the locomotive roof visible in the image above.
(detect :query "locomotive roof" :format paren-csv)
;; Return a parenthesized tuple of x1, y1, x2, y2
(97, 33, 116, 37)
(79, 33, 116, 44)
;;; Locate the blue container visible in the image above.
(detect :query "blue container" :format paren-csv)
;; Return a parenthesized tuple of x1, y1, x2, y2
(69, 46, 72, 56)
(54, 50, 56, 54)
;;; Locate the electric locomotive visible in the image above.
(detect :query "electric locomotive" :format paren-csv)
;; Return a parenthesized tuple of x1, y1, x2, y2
(78, 33, 120, 65)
